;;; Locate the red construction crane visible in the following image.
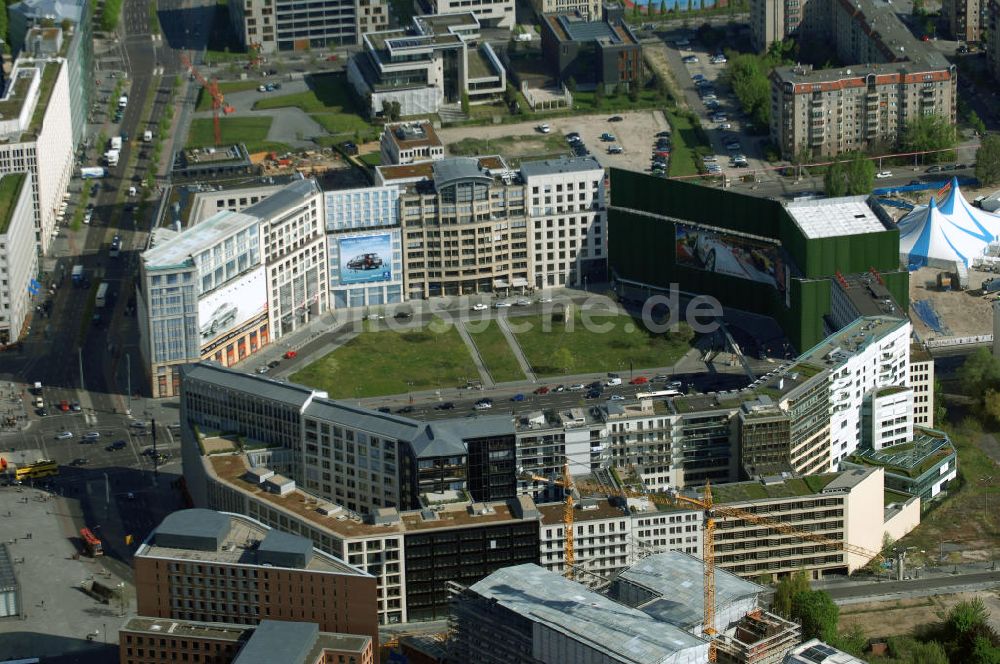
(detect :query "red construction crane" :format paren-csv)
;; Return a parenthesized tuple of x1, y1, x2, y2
(180, 52, 234, 146)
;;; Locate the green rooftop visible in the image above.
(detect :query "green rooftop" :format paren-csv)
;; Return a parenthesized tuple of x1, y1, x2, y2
(884, 488, 914, 506)
(28, 62, 61, 136)
(709, 473, 840, 504)
(0, 74, 33, 123)
(0, 173, 27, 234)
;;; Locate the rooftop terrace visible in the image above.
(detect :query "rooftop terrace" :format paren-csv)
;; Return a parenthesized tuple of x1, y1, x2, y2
(122, 617, 249, 642)
(708, 473, 841, 504)
(848, 430, 955, 478)
(0, 173, 27, 234)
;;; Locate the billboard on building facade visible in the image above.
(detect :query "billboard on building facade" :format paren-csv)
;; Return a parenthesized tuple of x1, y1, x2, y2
(338, 233, 392, 285)
(198, 265, 267, 346)
(675, 223, 787, 294)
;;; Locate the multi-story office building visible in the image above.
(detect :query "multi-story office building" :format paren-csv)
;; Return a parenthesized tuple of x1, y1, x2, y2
(711, 466, 919, 579)
(909, 343, 935, 428)
(530, 0, 601, 20)
(228, 0, 387, 54)
(184, 182, 289, 225)
(377, 156, 530, 299)
(379, 121, 445, 166)
(9, 0, 93, 149)
(0, 54, 74, 254)
(347, 13, 506, 117)
(0, 173, 38, 345)
(767, 0, 956, 158)
(416, 0, 515, 28)
(540, 13, 643, 93)
(943, 0, 982, 42)
(324, 184, 404, 308)
(521, 156, 606, 288)
(138, 179, 327, 397)
(120, 618, 373, 664)
(133, 508, 379, 646)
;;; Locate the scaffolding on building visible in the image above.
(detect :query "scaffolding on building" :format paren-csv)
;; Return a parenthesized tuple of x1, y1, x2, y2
(714, 608, 803, 664)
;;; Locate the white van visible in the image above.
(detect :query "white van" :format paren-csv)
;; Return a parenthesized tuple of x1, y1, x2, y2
(605, 377, 622, 386)
(128, 186, 137, 197)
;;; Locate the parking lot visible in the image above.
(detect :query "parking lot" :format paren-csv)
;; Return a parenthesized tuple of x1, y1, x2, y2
(436, 111, 670, 173)
(665, 30, 773, 181)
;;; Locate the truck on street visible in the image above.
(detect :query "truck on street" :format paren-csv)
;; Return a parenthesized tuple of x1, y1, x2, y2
(80, 166, 106, 179)
(110, 136, 122, 151)
(71, 265, 84, 285)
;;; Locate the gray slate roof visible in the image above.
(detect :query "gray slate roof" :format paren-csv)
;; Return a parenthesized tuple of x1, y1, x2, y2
(613, 551, 763, 629)
(520, 155, 603, 179)
(468, 564, 707, 663)
(239, 177, 319, 222)
(182, 363, 318, 410)
(432, 158, 492, 189)
(233, 620, 318, 664)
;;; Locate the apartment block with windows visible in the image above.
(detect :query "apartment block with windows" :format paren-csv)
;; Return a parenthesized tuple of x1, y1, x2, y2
(909, 343, 935, 428)
(416, 0, 515, 28)
(379, 121, 445, 166)
(531, 0, 601, 20)
(0, 173, 37, 345)
(943, 0, 982, 42)
(768, 0, 956, 159)
(379, 156, 530, 298)
(228, 0, 387, 54)
(132, 509, 379, 646)
(521, 156, 606, 288)
(537, 499, 630, 577)
(990, 0, 1000, 82)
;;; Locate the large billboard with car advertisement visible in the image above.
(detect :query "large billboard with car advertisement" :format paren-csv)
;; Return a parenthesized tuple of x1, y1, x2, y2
(197, 265, 267, 348)
(675, 223, 788, 295)
(338, 233, 392, 285)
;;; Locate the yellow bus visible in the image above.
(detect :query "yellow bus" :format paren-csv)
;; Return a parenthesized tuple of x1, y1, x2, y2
(14, 459, 58, 481)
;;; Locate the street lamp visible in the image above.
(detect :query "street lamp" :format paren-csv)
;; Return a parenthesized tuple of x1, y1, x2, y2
(981, 475, 993, 525)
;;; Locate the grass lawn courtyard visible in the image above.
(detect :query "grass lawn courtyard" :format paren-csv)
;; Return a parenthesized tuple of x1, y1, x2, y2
(185, 116, 287, 153)
(465, 321, 526, 384)
(665, 110, 712, 177)
(290, 322, 480, 398)
(512, 312, 695, 377)
(252, 72, 373, 139)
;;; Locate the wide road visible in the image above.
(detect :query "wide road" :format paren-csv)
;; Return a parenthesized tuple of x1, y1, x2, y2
(825, 570, 1000, 604)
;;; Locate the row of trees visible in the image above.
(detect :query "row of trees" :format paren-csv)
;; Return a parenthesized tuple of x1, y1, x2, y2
(823, 152, 875, 197)
(772, 573, 1000, 662)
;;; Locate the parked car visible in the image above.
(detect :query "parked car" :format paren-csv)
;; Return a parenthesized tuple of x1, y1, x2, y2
(283, 351, 297, 359)
(534, 386, 550, 395)
(629, 376, 649, 385)
(656, 131, 672, 138)
(394, 310, 412, 319)
(607, 145, 623, 154)
(610, 394, 626, 401)
(568, 383, 586, 391)
(514, 298, 531, 306)
(600, 132, 615, 142)
(493, 301, 512, 308)
(54, 431, 74, 440)
(472, 303, 488, 311)
(553, 384, 565, 392)
(537, 124, 551, 133)
(435, 402, 455, 410)
(474, 399, 493, 410)
(83, 431, 101, 441)
(106, 440, 127, 451)
(511, 393, 525, 402)
(608, 116, 623, 122)
(70, 458, 89, 466)
(875, 171, 893, 179)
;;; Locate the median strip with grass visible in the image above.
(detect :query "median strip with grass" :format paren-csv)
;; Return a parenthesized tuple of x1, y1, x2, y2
(465, 321, 526, 384)
(512, 311, 694, 377)
(290, 321, 479, 398)
(665, 109, 712, 177)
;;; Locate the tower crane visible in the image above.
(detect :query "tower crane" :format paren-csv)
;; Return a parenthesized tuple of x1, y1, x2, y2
(584, 480, 885, 662)
(180, 53, 235, 146)
(521, 461, 577, 578)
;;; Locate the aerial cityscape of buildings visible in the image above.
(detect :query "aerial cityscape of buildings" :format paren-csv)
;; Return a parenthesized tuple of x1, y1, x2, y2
(0, 0, 997, 660)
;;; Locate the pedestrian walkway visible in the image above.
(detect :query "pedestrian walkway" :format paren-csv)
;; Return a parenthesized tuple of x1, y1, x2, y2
(455, 322, 495, 389)
(496, 315, 537, 384)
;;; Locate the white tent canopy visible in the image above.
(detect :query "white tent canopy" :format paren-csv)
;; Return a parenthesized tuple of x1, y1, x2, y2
(898, 178, 1000, 271)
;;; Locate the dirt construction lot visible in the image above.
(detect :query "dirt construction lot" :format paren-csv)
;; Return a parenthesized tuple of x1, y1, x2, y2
(839, 590, 1000, 640)
(436, 111, 670, 172)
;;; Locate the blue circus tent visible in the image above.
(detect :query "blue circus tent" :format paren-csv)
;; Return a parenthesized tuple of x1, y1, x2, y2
(897, 177, 1000, 271)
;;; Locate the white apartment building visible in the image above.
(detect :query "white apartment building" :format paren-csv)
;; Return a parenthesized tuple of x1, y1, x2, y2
(0, 172, 38, 344)
(538, 500, 631, 578)
(185, 183, 287, 225)
(416, 0, 515, 29)
(522, 156, 606, 289)
(909, 343, 935, 428)
(324, 184, 404, 309)
(139, 179, 327, 397)
(0, 56, 74, 254)
(530, 0, 601, 20)
(228, 0, 387, 54)
(379, 121, 444, 166)
(864, 387, 914, 450)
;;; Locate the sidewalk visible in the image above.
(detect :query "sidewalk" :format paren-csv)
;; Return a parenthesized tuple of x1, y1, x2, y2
(455, 322, 495, 389)
(495, 315, 537, 383)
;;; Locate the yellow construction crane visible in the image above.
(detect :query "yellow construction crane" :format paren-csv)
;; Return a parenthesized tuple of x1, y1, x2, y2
(589, 481, 885, 662)
(522, 461, 577, 577)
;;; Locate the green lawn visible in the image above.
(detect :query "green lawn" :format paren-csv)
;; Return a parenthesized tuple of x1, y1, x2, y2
(665, 109, 712, 177)
(466, 321, 525, 383)
(571, 87, 668, 113)
(196, 81, 268, 111)
(358, 152, 382, 167)
(512, 312, 695, 377)
(310, 112, 374, 139)
(289, 323, 480, 398)
(253, 73, 360, 113)
(186, 116, 289, 153)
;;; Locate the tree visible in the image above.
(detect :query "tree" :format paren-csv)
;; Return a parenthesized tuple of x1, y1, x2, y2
(957, 347, 1000, 399)
(659, 0, 667, 12)
(903, 115, 956, 162)
(969, 110, 988, 136)
(948, 599, 991, 639)
(884, 637, 949, 664)
(977, 135, 1000, 186)
(972, 636, 1000, 664)
(772, 571, 810, 617)
(503, 83, 517, 106)
(824, 152, 874, 196)
(390, 101, 402, 121)
(791, 590, 840, 643)
(912, 0, 925, 15)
